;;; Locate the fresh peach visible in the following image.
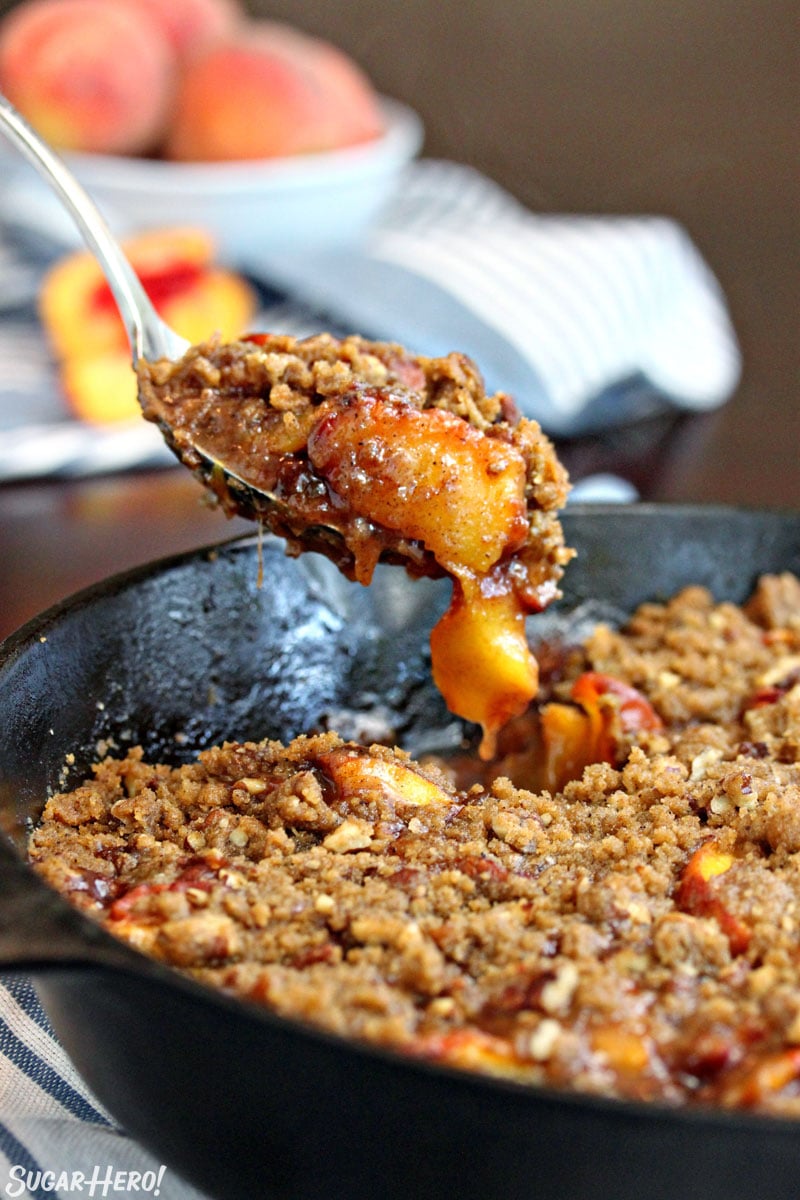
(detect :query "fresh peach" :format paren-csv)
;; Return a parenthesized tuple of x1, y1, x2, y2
(303, 33, 388, 149)
(128, 0, 243, 64)
(165, 20, 383, 162)
(0, 0, 174, 155)
(60, 353, 144, 425)
(40, 228, 225, 359)
(40, 227, 257, 424)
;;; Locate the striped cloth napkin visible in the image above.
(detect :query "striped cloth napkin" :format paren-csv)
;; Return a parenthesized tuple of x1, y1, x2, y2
(0, 977, 208, 1199)
(0, 158, 740, 481)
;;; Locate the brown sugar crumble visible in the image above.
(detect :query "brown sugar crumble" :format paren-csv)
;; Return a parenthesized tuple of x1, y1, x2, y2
(29, 571, 800, 1116)
(136, 332, 570, 594)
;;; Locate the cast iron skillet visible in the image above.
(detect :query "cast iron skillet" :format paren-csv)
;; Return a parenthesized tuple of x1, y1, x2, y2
(2, 504, 800, 1200)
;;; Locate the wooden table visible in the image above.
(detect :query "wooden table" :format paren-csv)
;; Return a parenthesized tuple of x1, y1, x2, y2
(2, 394, 795, 646)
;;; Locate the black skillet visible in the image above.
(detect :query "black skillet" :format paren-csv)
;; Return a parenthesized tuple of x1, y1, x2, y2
(2, 503, 800, 1200)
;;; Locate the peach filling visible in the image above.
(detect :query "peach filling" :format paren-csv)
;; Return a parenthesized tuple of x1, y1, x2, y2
(308, 392, 536, 758)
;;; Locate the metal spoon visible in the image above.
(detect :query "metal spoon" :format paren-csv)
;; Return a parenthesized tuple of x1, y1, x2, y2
(0, 93, 189, 365)
(0, 92, 315, 528)
(0, 97, 446, 578)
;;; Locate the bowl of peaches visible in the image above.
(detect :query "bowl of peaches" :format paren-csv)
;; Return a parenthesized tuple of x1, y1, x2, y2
(0, 0, 423, 262)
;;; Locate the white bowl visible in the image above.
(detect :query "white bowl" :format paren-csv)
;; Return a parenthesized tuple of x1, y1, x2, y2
(0, 97, 423, 265)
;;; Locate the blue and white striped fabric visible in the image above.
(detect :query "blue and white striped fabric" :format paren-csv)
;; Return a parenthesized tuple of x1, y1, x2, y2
(0, 158, 739, 481)
(0, 977, 208, 1200)
(256, 160, 741, 434)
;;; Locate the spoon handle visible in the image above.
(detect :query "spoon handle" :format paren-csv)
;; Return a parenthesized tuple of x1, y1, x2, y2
(0, 92, 187, 363)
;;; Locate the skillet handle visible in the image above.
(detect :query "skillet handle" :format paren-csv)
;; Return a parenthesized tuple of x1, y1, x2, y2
(0, 834, 135, 973)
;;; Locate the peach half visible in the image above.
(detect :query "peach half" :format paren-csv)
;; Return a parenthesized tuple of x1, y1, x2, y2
(165, 20, 384, 162)
(0, 0, 174, 155)
(40, 228, 257, 424)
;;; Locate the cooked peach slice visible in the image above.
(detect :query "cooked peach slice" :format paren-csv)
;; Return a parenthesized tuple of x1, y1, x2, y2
(537, 700, 598, 794)
(430, 580, 539, 760)
(716, 1048, 800, 1108)
(680, 841, 735, 885)
(307, 392, 529, 577)
(538, 672, 662, 790)
(571, 672, 663, 746)
(316, 747, 453, 809)
(409, 1027, 520, 1075)
(308, 390, 538, 758)
(675, 841, 750, 955)
(591, 1026, 651, 1074)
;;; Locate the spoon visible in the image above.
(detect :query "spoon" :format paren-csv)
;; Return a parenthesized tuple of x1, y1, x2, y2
(0, 93, 188, 365)
(0, 93, 443, 570)
(0, 91, 312, 525)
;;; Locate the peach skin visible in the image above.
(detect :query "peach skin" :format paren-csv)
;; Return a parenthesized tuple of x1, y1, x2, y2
(130, 0, 244, 64)
(165, 20, 383, 162)
(40, 227, 257, 424)
(0, 0, 174, 155)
